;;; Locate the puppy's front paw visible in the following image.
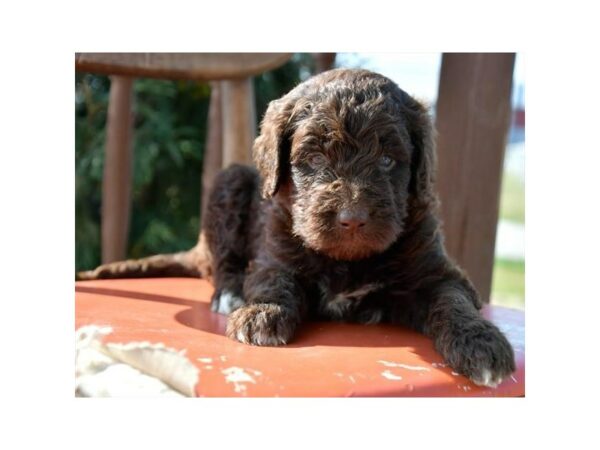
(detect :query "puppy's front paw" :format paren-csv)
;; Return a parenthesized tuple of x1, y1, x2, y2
(442, 320, 516, 388)
(226, 303, 298, 346)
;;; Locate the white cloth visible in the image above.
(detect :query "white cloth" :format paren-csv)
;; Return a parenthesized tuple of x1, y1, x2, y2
(75, 325, 199, 397)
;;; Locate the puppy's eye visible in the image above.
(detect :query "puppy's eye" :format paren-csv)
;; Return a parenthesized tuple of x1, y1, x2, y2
(379, 155, 396, 171)
(308, 153, 327, 169)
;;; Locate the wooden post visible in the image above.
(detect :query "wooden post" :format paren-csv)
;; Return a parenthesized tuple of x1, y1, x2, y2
(220, 77, 256, 167)
(435, 53, 515, 302)
(201, 82, 223, 222)
(102, 76, 134, 264)
(313, 53, 336, 73)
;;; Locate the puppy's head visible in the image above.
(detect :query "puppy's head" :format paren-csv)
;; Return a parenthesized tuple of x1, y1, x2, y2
(253, 69, 436, 261)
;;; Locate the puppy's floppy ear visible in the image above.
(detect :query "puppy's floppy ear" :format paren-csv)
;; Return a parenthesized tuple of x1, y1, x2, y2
(253, 95, 297, 198)
(401, 93, 437, 206)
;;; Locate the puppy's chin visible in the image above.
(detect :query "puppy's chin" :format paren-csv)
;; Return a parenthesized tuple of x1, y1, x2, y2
(302, 232, 398, 261)
(319, 245, 381, 261)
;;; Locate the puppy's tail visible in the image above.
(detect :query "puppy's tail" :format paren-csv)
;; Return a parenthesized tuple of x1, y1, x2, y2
(76, 232, 213, 282)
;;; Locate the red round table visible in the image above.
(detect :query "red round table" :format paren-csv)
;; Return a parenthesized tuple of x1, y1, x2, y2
(76, 278, 525, 397)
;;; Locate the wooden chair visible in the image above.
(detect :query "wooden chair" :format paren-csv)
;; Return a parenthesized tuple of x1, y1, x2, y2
(75, 53, 292, 264)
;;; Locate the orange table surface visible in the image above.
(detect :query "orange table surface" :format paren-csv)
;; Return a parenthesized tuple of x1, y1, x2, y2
(75, 278, 525, 397)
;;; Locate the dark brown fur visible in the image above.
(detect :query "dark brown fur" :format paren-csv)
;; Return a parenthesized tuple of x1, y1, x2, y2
(79, 69, 515, 387)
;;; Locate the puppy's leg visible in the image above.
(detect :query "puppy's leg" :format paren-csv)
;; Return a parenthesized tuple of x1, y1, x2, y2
(402, 276, 515, 387)
(203, 164, 260, 315)
(226, 265, 305, 346)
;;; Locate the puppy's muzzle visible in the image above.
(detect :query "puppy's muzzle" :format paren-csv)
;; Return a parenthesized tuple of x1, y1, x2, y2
(337, 208, 369, 232)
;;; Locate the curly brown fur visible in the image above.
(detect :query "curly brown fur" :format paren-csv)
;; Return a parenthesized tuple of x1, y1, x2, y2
(80, 68, 515, 387)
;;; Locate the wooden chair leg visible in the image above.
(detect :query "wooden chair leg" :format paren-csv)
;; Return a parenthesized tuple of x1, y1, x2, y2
(220, 77, 256, 167)
(201, 82, 223, 223)
(434, 53, 515, 302)
(102, 75, 134, 264)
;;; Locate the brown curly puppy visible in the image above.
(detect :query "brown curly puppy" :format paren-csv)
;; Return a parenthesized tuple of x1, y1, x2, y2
(80, 68, 515, 388)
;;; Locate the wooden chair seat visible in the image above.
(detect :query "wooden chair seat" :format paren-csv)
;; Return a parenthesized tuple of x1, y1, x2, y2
(75, 277, 525, 397)
(75, 53, 292, 80)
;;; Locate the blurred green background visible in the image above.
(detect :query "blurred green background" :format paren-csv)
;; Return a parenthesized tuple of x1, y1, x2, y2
(492, 171, 525, 309)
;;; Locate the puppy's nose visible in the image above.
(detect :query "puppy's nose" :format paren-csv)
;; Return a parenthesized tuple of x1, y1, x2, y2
(337, 209, 368, 231)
